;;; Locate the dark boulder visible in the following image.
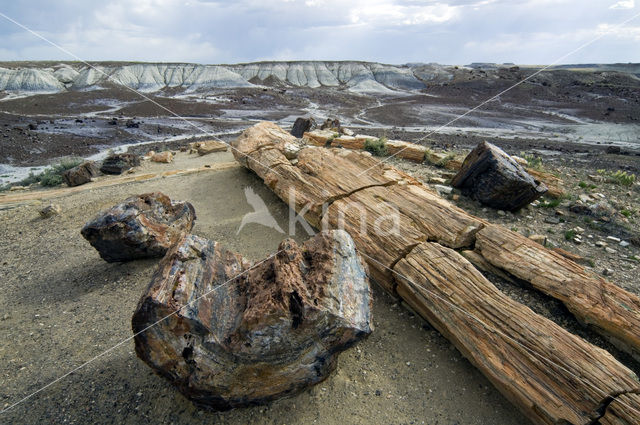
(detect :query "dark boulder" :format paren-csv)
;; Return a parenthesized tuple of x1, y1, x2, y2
(81, 192, 196, 262)
(63, 161, 100, 187)
(451, 141, 547, 211)
(132, 230, 372, 411)
(290, 117, 316, 138)
(100, 153, 140, 175)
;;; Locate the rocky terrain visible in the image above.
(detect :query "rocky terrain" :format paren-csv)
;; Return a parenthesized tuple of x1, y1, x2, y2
(0, 60, 639, 424)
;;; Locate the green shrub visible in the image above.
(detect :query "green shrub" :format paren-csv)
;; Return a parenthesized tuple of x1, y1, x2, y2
(564, 229, 576, 240)
(364, 137, 388, 157)
(608, 170, 636, 186)
(12, 157, 83, 188)
(539, 198, 561, 208)
(523, 154, 543, 171)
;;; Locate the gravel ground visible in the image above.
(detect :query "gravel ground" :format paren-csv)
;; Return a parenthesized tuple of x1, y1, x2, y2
(0, 151, 529, 424)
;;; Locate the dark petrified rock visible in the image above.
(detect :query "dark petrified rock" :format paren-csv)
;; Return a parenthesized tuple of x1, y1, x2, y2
(451, 141, 547, 211)
(132, 230, 372, 411)
(63, 161, 100, 187)
(100, 153, 140, 175)
(290, 117, 316, 138)
(320, 117, 341, 133)
(81, 192, 196, 262)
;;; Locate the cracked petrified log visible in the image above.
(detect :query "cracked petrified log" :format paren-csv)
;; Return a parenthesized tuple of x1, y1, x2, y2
(451, 141, 547, 211)
(81, 192, 196, 262)
(132, 230, 372, 410)
(231, 122, 640, 423)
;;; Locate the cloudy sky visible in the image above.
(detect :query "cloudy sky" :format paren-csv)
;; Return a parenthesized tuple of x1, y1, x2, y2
(0, 0, 638, 65)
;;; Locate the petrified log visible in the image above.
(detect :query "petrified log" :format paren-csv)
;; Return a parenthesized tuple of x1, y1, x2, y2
(81, 192, 195, 262)
(151, 151, 173, 163)
(196, 140, 228, 156)
(63, 161, 100, 187)
(231, 122, 640, 423)
(100, 153, 140, 174)
(394, 242, 640, 425)
(290, 117, 316, 138)
(451, 141, 547, 211)
(132, 230, 372, 410)
(475, 224, 640, 359)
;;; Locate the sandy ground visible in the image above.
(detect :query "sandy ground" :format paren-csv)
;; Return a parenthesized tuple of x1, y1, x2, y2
(0, 151, 529, 424)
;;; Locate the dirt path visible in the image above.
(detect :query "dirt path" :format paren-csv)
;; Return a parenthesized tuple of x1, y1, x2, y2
(0, 151, 529, 424)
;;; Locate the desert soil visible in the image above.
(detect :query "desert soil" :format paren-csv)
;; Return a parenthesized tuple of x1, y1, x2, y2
(0, 150, 531, 425)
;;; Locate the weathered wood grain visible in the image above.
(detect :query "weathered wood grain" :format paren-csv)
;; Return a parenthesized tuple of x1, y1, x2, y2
(394, 242, 640, 425)
(476, 224, 640, 360)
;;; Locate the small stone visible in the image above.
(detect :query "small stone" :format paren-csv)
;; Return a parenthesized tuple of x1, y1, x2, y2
(151, 151, 173, 163)
(573, 237, 582, 244)
(428, 177, 447, 184)
(544, 216, 560, 224)
(528, 234, 547, 246)
(606, 236, 621, 243)
(595, 241, 607, 247)
(605, 247, 616, 254)
(573, 226, 585, 233)
(433, 184, 453, 195)
(39, 204, 61, 219)
(497, 210, 506, 216)
(579, 194, 593, 203)
(452, 194, 460, 201)
(620, 241, 630, 247)
(197, 140, 229, 156)
(602, 268, 614, 276)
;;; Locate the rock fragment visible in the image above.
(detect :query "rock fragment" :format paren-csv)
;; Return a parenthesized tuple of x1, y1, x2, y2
(196, 140, 228, 156)
(132, 230, 372, 411)
(81, 192, 196, 262)
(451, 142, 547, 211)
(151, 151, 173, 163)
(290, 117, 316, 138)
(63, 161, 100, 186)
(39, 204, 61, 219)
(100, 153, 140, 175)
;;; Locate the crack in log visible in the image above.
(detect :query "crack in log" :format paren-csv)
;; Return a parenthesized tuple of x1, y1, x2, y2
(589, 389, 640, 424)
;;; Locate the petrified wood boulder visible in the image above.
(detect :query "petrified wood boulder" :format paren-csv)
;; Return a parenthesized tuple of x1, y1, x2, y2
(451, 141, 547, 211)
(132, 230, 372, 411)
(290, 117, 316, 138)
(81, 192, 196, 262)
(63, 161, 100, 187)
(100, 153, 140, 174)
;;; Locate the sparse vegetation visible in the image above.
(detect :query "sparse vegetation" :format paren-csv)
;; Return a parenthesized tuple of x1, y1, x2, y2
(523, 154, 543, 171)
(564, 229, 576, 240)
(1, 158, 83, 191)
(597, 169, 636, 186)
(435, 153, 456, 168)
(364, 137, 388, 157)
(578, 181, 597, 190)
(620, 209, 636, 218)
(538, 198, 561, 208)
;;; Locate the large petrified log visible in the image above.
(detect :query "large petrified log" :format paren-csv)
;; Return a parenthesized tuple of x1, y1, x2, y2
(451, 141, 547, 211)
(81, 192, 196, 262)
(475, 224, 640, 360)
(231, 122, 640, 423)
(394, 242, 640, 425)
(132, 230, 372, 410)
